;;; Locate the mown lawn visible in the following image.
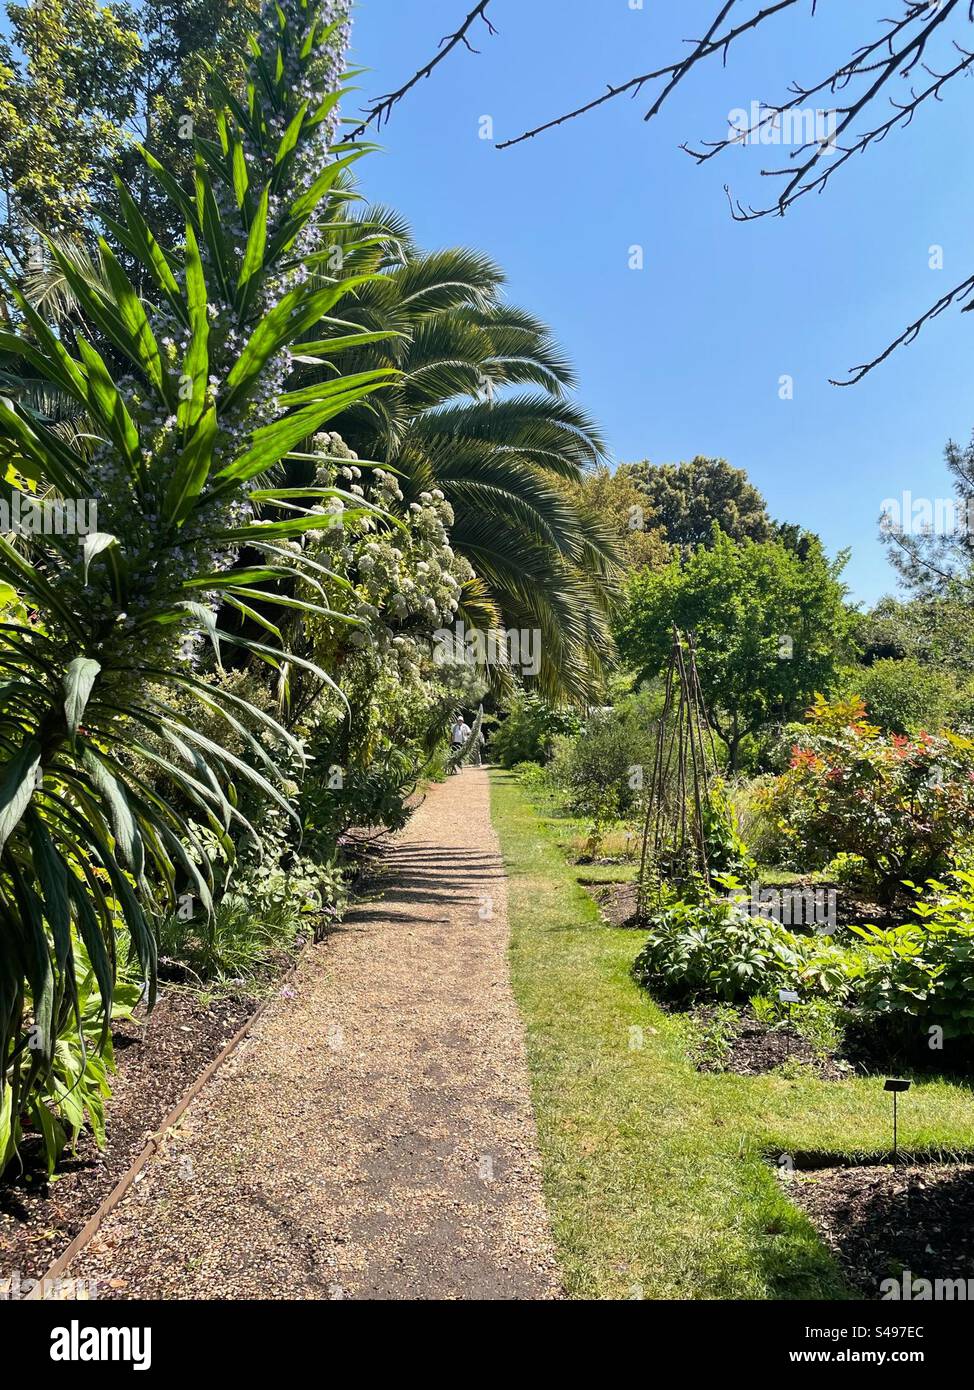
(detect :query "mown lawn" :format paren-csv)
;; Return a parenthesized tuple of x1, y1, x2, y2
(490, 769, 974, 1301)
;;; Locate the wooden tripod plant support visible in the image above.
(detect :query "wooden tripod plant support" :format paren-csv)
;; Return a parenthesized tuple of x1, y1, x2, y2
(636, 627, 721, 919)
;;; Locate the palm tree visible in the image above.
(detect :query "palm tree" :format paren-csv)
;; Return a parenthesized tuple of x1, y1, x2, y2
(13, 210, 624, 702)
(292, 208, 622, 702)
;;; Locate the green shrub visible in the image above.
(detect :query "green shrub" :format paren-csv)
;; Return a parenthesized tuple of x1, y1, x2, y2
(160, 808, 347, 983)
(491, 694, 581, 767)
(634, 885, 799, 1004)
(548, 706, 655, 823)
(701, 779, 755, 876)
(853, 871, 974, 1039)
(633, 876, 858, 1006)
(159, 894, 299, 985)
(825, 851, 883, 894)
(855, 657, 958, 735)
(511, 761, 550, 793)
(634, 855, 974, 1045)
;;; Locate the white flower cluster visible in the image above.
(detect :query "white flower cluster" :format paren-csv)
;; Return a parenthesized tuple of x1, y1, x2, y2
(301, 432, 474, 688)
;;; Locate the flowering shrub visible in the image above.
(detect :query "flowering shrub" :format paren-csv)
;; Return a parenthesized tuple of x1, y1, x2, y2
(761, 696, 974, 902)
(0, 0, 400, 1164)
(281, 431, 480, 835)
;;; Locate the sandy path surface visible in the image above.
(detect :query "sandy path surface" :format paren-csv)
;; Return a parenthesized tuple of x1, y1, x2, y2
(67, 766, 560, 1301)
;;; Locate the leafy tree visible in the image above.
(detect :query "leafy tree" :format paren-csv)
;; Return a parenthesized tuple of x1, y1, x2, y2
(110, 0, 263, 257)
(881, 430, 974, 599)
(858, 594, 974, 680)
(0, 0, 261, 284)
(0, 0, 141, 266)
(616, 529, 852, 768)
(564, 462, 671, 572)
(629, 456, 772, 555)
(0, 3, 620, 702)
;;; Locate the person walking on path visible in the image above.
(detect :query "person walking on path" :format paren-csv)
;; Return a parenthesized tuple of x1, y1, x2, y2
(449, 714, 471, 772)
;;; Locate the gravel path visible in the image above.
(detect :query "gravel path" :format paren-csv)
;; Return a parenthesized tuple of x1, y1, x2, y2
(66, 767, 560, 1300)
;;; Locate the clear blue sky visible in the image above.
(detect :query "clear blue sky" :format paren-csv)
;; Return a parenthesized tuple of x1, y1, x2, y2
(349, 0, 974, 606)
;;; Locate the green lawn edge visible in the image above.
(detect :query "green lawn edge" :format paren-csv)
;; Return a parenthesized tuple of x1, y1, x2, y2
(490, 768, 974, 1300)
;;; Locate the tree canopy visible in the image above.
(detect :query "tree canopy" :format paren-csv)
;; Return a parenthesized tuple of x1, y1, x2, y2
(616, 529, 853, 767)
(629, 456, 772, 555)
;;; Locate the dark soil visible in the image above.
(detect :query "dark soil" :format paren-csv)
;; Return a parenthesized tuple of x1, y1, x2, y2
(0, 988, 255, 1282)
(688, 1007, 849, 1081)
(582, 875, 901, 934)
(587, 880, 641, 928)
(788, 1162, 974, 1298)
(799, 878, 901, 930)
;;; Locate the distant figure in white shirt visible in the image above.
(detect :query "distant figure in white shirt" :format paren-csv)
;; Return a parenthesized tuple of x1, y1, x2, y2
(450, 716, 471, 772)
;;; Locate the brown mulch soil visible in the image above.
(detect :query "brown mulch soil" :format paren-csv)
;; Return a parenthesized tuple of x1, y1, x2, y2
(0, 988, 255, 1282)
(787, 1163, 974, 1297)
(586, 880, 641, 929)
(582, 877, 899, 935)
(689, 1007, 849, 1080)
(810, 880, 899, 929)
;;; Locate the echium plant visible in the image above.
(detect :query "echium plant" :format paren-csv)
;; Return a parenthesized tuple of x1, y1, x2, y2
(0, 0, 398, 1164)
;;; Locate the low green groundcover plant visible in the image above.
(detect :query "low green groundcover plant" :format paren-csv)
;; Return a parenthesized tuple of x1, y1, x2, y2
(5, 937, 142, 1173)
(632, 876, 853, 1005)
(634, 868, 974, 1046)
(853, 871, 974, 1040)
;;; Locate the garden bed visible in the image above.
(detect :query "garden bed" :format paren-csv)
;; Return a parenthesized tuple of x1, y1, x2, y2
(587, 880, 641, 929)
(584, 875, 899, 935)
(493, 769, 974, 1297)
(0, 986, 257, 1283)
(688, 1006, 849, 1081)
(786, 1162, 974, 1298)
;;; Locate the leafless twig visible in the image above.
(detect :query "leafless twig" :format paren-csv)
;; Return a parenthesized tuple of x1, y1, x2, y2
(497, 0, 802, 149)
(495, 0, 974, 381)
(348, 1, 497, 140)
(831, 272, 974, 385)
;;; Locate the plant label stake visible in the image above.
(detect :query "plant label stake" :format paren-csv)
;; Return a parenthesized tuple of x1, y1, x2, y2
(884, 1078, 911, 1164)
(778, 989, 799, 1046)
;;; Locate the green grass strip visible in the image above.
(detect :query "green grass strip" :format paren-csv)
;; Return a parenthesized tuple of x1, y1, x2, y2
(491, 769, 974, 1300)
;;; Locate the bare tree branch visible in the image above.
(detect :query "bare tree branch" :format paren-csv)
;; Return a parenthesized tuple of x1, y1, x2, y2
(497, 0, 802, 150)
(348, 1, 497, 140)
(702, 0, 965, 220)
(496, 0, 974, 382)
(831, 272, 974, 385)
